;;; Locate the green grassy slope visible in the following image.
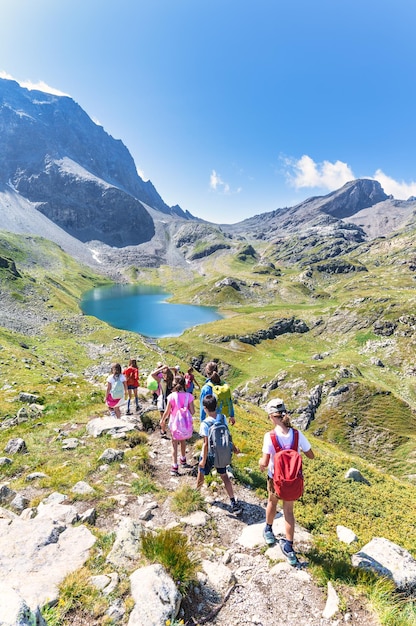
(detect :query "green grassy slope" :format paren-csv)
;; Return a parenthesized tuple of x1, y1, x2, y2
(1, 226, 416, 624)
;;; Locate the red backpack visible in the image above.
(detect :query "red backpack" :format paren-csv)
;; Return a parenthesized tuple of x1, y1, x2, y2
(270, 429, 304, 501)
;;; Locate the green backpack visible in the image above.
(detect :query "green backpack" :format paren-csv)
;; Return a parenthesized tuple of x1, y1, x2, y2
(208, 381, 232, 417)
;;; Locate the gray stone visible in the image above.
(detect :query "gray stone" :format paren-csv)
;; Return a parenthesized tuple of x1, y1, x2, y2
(180, 510, 210, 527)
(352, 537, 416, 592)
(36, 502, 79, 525)
(0, 584, 46, 626)
(87, 416, 136, 438)
(201, 559, 236, 591)
(106, 518, 144, 567)
(0, 517, 96, 611)
(18, 392, 39, 403)
(128, 564, 181, 626)
(61, 437, 80, 450)
(4, 438, 27, 454)
(322, 581, 340, 619)
(10, 494, 30, 513)
(0, 457, 12, 465)
(71, 481, 95, 495)
(26, 472, 48, 481)
(90, 572, 119, 595)
(0, 483, 16, 504)
(345, 467, 370, 485)
(79, 507, 97, 525)
(99, 448, 124, 464)
(42, 492, 67, 505)
(336, 525, 358, 544)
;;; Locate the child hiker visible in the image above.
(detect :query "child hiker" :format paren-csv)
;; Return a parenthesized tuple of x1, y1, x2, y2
(123, 358, 140, 415)
(259, 398, 314, 565)
(162, 375, 195, 476)
(196, 394, 242, 515)
(105, 363, 128, 419)
(185, 366, 200, 395)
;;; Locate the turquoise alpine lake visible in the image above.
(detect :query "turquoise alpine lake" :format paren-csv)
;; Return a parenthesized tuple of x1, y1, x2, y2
(80, 284, 222, 338)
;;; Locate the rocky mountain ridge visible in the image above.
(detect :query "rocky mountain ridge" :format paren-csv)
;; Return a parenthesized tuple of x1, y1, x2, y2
(0, 77, 192, 249)
(2, 77, 416, 274)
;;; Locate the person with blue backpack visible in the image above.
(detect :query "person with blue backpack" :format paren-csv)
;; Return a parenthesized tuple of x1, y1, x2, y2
(199, 361, 235, 425)
(259, 398, 314, 566)
(196, 394, 241, 515)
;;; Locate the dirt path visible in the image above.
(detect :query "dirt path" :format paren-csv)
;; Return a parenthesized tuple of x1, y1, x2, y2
(115, 402, 381, 626)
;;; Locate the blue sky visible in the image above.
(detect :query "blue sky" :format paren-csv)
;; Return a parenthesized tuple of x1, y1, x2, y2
(1, 0, 416, 223)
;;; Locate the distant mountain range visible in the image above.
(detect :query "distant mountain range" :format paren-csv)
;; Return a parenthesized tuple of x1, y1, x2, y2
(1, 76, 416, 270)
(0, 77, 192, 248)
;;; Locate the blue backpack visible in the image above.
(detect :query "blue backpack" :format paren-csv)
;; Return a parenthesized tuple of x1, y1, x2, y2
(208, 415, 233, 468)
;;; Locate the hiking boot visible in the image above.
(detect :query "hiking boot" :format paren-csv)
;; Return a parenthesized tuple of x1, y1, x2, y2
(161, 431, 169, 439)
(279, 539, 299, 566)
(170, 465, 179, 476)
(230, 501, 242, 515)
(180, 458, 191, 468)
(125, 410, 132, 416)
(263, 527, 276, 546)
(135, 406, 140, 413)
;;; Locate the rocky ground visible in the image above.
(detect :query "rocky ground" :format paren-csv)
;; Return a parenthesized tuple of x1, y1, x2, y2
(90, 397, 381, 626)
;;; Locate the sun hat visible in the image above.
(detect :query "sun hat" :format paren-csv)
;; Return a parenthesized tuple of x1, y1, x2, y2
(265, 398, 286, 414)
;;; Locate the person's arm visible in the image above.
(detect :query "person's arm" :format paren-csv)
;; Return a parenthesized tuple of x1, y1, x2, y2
(151, 364, 165, 381)
(199, 436, 208, 467)
(106, 381, 111, 396)
(259, 452, 270, 472)
(199, 383, 210, 419)
(227, 390, 235, 425)
(161, 396, 172, 430)
(188, 396, 195, 416)
(304, 448, 315, 459)
(232, 443, 240, 454)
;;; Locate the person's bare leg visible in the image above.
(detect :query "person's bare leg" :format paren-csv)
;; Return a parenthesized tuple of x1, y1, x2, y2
(282, 500, 295, 542)
(220, 473, 234, 499)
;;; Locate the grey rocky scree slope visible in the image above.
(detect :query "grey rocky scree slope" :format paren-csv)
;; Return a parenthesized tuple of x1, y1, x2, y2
(0, 395, 384, 626)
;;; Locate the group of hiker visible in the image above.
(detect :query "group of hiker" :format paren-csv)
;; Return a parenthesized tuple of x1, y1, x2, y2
(105, 358, 314, 566)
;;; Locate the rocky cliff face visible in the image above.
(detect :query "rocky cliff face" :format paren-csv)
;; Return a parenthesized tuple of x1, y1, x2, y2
(0, 78, 191, 247)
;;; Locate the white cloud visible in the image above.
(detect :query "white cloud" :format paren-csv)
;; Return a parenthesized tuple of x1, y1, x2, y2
(284, 154, 416, 201)
(210, 169, 230, 193)
(0, 71, 69, 96)
(209, 169, 244, 196)
(372, 169, 416, 200)
(286, 155, 354, 190)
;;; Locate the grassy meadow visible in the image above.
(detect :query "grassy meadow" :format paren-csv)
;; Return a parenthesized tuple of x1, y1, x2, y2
(1, 227, 416, 624)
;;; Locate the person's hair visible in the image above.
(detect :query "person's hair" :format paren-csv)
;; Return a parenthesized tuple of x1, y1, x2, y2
(163, 368, 174, 387)
(205, 361, 218, 377)
(172, 374, 186, 392)
(111, 363, 122, 377)
(187, 367, 193, 374)
(129, 358, 138, 368)
(210, 371, 221, 385)
(203, 393, 217, 412)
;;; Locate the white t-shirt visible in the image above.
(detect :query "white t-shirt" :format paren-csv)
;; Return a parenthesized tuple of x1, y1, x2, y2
(199, 414, 228, 438)
(262, 427, 311, 478)
(107, 374, 126, 394)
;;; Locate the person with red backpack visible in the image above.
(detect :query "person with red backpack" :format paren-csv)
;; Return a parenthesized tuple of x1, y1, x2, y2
(123, 358, 140, 415)
(259, 398, 314, 566)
